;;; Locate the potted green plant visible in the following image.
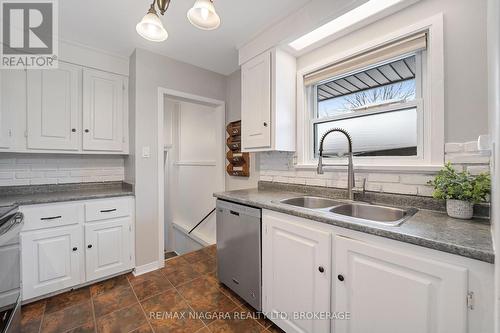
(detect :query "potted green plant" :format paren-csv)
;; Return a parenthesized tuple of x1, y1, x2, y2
(428, 163, 490, 219)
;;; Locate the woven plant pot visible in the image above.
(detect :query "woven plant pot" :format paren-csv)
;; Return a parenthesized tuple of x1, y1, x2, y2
(446, 199, 474, 220)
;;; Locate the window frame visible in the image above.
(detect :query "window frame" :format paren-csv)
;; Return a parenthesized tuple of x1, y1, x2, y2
(311, 52, 424, 161)
(295, 14, 444, 172)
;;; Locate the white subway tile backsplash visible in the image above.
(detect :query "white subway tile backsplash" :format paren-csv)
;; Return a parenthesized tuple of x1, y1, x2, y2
(0, 153, 125, 186)
(382, 183, 418, 195)
(259, 142, 490, 197)
(368, 173, 400, 183)
(466, 165, 490, 175)
(400, 174, 434, 185)
(463, 141, 479, 152)
(444, 143, 464, 153)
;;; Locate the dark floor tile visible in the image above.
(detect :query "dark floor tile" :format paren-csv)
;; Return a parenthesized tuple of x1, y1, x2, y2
(65, 321, 95, 333)
(207, 312, 264, 333)
(93, 285, 137, 317)
(96, 303, 147, 333)
(202, 245, 216, 258)
(161, 256, 190, 275)
(129, 270, 173, 300)
(177, 277, 238, 324)
(130, 324, 153, 333)
(191, 258, 216, 275)
(90, 274, 130, 298)
(240, 303, 272, 329)
(21, 300, 45, 333)
(182, 249, 210, 264)
(164, 264, 201, 287)
(266, 324, 286, 333)
(141, 289, 204, 333)
(44, 287, 91, 314)
(195, 327, 210, 333)
(41, 300, 93, 333)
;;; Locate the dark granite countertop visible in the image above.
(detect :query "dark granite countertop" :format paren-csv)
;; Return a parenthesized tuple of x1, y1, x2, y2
(214, 186, 494, 264)
(0, 182, 134, 208)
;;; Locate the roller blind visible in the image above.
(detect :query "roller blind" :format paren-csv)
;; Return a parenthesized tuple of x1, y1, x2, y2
(304, 32, 427, 86)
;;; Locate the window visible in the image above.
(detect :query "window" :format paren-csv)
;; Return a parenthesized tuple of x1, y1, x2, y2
(313, 54, 422, 158)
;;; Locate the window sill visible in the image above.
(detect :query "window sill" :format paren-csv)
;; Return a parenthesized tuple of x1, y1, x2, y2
(295, 163, 443, 173)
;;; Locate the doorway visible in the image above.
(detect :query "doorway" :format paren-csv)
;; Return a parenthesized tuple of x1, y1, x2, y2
(158, 88, 225, 263)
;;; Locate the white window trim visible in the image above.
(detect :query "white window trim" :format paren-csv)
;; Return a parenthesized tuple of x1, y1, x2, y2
(296, 13, 444, 172)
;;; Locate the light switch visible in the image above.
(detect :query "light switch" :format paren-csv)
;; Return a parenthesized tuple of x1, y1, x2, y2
(142, 146, 151, 158)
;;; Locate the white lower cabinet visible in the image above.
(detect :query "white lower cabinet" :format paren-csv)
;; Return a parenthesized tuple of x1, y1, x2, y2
(262, 210, 493, 333)
(85, 218, 133, 281)
(21, 225, 82, 300)
(20, 197, 134, 301)
(334, 236, 468, 333)
(262, 211, 332, 333)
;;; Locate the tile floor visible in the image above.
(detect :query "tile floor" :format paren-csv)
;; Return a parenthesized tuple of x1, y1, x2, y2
(20, 245, 285, 333)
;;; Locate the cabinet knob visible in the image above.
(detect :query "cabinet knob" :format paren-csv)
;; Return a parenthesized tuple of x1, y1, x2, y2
(337, 274, 345, 282)
(71, 128, 76, 133)
(263, 122, 268, 127)
(87, 244, 93, 249)
(84, 129, 89, 133)
(318, 266, 325, 273)
(72, 247, 77, 252)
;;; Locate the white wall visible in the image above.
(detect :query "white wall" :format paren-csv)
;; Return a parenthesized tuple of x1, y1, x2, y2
(0, 154, 124, 186)
(297, 0, 488, 142)
(225, 70, 260, 190)
(128, 48, 227, 267)
(487, 0, 500, 329)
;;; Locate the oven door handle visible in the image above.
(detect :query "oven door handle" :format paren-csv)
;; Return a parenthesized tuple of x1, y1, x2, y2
(0, 213, 24, 244)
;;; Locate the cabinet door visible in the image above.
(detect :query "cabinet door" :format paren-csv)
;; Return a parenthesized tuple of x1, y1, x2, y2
(21, 225, 82, 300)
(241, 51, 271, 150)
(262, 212, 331, 333)
(27, 63, 81, 150)
(334, 236, 468, 333)
(85, 218, 132, 282)
(82, 69, 124, 152)
(0, 70, 15, 148)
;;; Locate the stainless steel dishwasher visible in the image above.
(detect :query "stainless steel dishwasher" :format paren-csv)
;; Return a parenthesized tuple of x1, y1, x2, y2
(216, 199, 261, 311)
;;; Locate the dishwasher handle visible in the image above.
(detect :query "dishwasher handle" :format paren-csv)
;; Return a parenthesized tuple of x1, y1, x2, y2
(230, 210, 240, 216)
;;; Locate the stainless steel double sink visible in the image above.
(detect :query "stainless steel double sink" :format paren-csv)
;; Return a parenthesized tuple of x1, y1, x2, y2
(279, 196, 418, 226)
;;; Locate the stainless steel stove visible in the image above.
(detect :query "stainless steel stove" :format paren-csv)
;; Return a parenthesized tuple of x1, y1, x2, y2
(0, 207, 23, 333)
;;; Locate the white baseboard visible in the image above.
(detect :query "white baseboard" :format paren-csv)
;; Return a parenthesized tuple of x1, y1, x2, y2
(133, 261, 161, 276)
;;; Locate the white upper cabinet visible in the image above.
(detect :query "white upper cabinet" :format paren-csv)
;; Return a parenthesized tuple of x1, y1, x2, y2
(0, 70, 25, 150)
(334, 236, 468, 333)
(27, 63, 81, 150)
(262, 211, 331, 333)
(241, 48, 296, 152)
(83, 68, 126, 152)
(0, 60, 129, 154)
(241, 51, 271, 150)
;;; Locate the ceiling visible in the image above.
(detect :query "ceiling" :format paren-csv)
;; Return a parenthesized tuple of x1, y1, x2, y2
(59, 0, 311, 75)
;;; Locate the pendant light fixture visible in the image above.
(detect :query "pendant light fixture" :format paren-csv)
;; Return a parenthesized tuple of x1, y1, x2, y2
(187, 0, 221, 30)
(136, 0, 220, 42)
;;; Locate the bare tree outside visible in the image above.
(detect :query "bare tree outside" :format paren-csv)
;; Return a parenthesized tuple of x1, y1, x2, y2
(342, 80, 416, 111)
(317, 79, 416, 118)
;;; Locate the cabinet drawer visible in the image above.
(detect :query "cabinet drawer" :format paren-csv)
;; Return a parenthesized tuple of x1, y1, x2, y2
(21, 203, 83, 231)
(85, 198, 131, 222)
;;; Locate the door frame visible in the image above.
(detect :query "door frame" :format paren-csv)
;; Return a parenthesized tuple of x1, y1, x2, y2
(157, 87, 226, 267)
